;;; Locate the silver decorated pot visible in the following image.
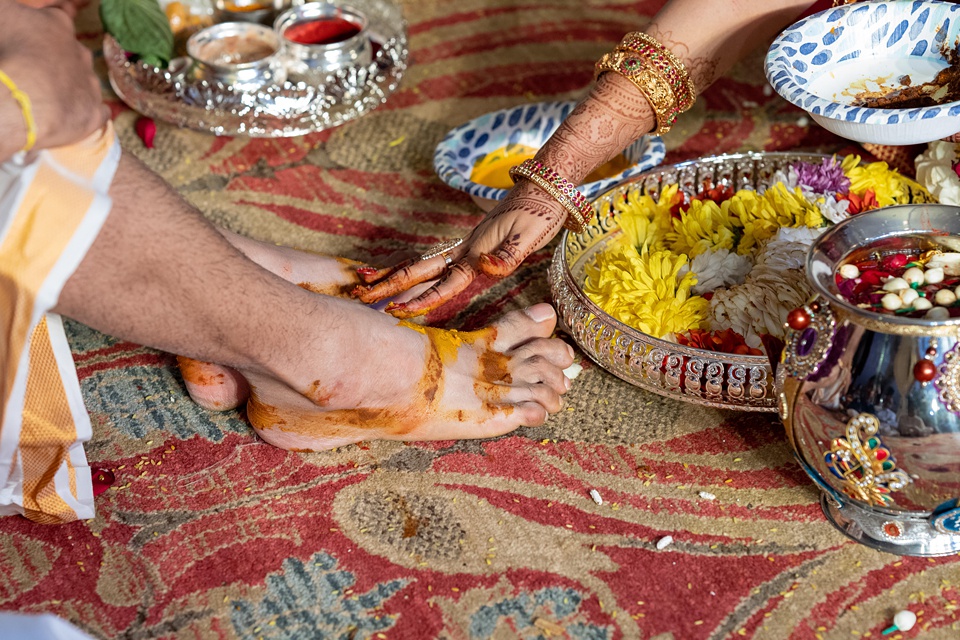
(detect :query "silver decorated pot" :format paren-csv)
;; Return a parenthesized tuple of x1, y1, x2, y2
(779, 204, 960, 556)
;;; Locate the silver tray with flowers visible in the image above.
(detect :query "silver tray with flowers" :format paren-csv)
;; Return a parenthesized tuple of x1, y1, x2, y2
(549, 152, 933, 411)
(105, 0, 407, 137)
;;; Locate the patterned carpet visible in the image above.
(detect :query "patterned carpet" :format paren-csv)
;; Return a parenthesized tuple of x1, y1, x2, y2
(1, 1, 958, 638)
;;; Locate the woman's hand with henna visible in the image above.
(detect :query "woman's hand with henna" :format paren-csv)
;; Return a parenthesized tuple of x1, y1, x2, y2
(353, 180, 569, 318)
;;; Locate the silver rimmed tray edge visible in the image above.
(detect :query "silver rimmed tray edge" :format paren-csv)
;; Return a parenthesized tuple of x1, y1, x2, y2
(104, 0, 408, 137)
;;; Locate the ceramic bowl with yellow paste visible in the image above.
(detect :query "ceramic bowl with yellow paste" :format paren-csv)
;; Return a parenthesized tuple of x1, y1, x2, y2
(434, 100, 666, 211)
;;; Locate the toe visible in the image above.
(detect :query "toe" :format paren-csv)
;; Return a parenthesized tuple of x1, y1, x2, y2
(511, 356, 571, 395)
(509, 337, 575, 369)
(488, 304, 558, 351)
(479, 380, 562, 414)
(513, 401, 550, 427)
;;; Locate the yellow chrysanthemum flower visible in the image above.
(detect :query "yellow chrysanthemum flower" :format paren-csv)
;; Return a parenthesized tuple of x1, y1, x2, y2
(620, 205, 668, 254)
(727, 184, 823, 254)
(840, 155, 907, 207)
(667, 198, 737, 257)
(613, 184, 676, 253)
(584, 247, 709, 337)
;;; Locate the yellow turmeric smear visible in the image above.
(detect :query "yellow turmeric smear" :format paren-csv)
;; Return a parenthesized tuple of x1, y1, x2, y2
(397, 321, 492, 365)
(470, 144, 631, 190)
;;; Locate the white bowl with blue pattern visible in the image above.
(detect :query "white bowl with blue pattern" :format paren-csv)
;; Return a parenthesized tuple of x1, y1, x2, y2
(434, 100, 666, 211)
(765, 1, 960, 145)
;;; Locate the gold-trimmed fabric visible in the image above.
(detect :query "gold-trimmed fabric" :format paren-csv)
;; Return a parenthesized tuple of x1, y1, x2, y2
(595, 50, 678, 135)
(0, 124, 120, 524)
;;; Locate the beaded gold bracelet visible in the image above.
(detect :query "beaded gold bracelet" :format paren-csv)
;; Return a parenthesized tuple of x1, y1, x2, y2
(617, 32, 697, 113)
(0, 70, 37, 152)
(595, 50, 678, 135)
(508, 159, 592, 233)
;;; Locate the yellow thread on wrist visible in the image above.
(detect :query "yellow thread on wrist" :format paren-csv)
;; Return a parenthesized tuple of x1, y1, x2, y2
(0, 70, 37, 152)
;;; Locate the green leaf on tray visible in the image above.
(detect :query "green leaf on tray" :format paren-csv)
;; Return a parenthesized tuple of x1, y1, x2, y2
(100, 0, 174, 67)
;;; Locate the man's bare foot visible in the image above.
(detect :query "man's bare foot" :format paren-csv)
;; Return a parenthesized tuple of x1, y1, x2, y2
(242, 303, 573, 451)
(175, 238, 361, 411)
(176, 232, 437, 411)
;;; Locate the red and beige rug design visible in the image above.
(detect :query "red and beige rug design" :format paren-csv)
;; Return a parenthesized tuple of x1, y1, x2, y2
(1, 1, 957, 638)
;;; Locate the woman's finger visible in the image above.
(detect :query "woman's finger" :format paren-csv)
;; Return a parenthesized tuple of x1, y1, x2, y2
(385, 261, 478, 318)
(353, 254, 450, 303)
(356, 258, 416, 284)
(478, 235, 535, 279)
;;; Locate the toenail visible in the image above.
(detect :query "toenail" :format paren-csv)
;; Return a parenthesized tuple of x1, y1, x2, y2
(566, 344, 575, 359)
(524, 304, 556, 323)
(564, 376, 572, 391)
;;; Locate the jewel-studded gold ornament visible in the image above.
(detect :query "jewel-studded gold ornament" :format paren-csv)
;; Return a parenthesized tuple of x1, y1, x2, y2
(936, 344, 960, 413)
(824, 413, 912, 507)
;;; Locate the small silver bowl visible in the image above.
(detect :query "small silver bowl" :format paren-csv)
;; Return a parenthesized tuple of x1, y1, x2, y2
(213, 0, 278, 25)
(275, 2, 372, 78)
(187, 22, 287, 91)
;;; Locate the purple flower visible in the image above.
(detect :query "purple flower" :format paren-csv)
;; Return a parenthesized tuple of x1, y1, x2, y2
(792, 158, 850, 194)
(837, 277, 857, 300)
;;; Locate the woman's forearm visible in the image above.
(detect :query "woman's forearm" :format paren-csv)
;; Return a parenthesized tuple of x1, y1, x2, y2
(537, 0, 818, 183)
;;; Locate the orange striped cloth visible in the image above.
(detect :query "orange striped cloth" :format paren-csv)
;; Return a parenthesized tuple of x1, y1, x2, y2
(0, 124, 120, 524)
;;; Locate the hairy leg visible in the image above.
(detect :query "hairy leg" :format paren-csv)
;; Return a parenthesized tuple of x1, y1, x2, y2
(174, 233, 365, 411)
(56, 153, 573, 447)
(177, 231, 433, 411)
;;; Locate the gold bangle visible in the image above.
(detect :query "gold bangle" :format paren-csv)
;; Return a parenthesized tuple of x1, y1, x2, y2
(508, 160, 590, 233)
(595, 51, 678, 135)
(617, 32, 697, 113)
(0, 70, 36, 152)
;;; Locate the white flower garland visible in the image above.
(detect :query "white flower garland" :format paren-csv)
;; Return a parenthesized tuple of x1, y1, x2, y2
(916, 141, 960, 205)
(708, 227, 818, 347)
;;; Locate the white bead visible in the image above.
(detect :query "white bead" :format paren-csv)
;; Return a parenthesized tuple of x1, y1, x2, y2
(698, 491, 716, 500)
(589, 489, 603, 505)
(881, 293, 903, 310)
(882, 277, 909, 292)
(656, 535, 673, 550)
(935, 289, 958, 306)
(925, 267, 945, 284)
(926, 306, 950, 320)
(913, 297, 933, 311)
(902, 267, 926, 285)
(839, 264, 860, 279)
(899, 289, 919, 305)
(893, 610, 917, 632)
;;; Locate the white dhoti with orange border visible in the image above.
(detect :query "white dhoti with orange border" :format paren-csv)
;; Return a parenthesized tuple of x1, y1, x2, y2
(0, 125, 120, 524)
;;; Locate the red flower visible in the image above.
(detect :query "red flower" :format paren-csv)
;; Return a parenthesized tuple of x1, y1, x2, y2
(880, 253, 908, 271)
(858, 270, 892, 287)
(678, 328, 763, 356)
(671, 181, 735, 216)
(135, 117, 156, 149)
(838, 189, 879, 214)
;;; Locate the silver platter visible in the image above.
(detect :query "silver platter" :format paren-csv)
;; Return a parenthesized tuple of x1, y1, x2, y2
(549, 152, 835, 412)
(105, 0, 407, 137)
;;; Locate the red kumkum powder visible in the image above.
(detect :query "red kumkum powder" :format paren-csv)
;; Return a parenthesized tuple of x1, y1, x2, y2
(284, 17, 362, 45)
